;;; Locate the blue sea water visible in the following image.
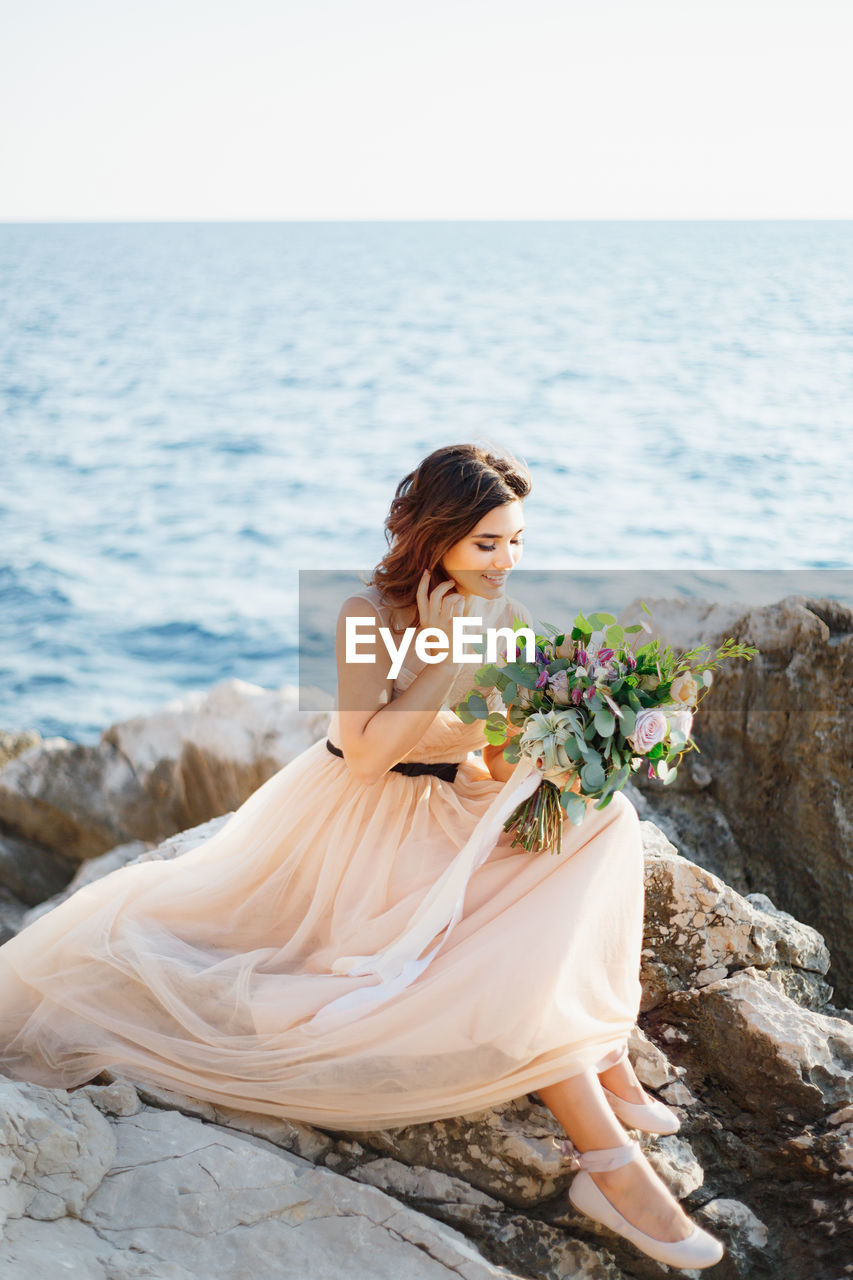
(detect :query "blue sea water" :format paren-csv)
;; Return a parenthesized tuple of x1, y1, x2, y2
(1, 221, 852, 743)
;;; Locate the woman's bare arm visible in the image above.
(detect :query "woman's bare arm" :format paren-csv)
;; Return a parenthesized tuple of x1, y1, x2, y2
(334, 577, 469, 785)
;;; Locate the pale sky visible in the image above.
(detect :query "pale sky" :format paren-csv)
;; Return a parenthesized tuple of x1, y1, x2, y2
(2, 0, 852, 220)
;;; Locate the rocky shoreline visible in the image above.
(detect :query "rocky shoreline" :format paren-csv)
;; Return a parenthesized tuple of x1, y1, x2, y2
(0, 593, 851, 1278)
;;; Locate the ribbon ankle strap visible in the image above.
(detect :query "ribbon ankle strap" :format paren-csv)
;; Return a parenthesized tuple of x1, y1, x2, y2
(560, 1137, 640, 1172)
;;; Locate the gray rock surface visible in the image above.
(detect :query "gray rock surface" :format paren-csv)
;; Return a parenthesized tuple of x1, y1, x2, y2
(1, 1089, 524, 1280)
(0, 678, 330, 872)
(622, 592, 853, 1007)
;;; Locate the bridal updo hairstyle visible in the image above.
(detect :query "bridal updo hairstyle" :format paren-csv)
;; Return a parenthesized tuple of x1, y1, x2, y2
(366, 442, 532, 629)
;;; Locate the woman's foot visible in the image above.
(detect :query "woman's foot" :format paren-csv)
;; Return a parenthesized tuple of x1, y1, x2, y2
(597, 1047, 681, 1135)
(590, 1147, 694, 1243)
(597, 1052, 648, 1105)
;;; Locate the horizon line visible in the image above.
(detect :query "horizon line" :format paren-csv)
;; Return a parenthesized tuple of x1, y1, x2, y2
(1, 215, 852, 226)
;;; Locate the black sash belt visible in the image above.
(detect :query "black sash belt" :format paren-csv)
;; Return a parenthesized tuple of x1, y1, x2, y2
(325, 738, 459, 783)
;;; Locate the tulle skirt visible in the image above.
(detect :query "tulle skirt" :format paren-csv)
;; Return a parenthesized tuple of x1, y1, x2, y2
(0, 738, 645, 1130)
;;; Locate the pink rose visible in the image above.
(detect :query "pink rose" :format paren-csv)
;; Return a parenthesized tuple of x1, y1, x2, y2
(627, 707, 668, 752)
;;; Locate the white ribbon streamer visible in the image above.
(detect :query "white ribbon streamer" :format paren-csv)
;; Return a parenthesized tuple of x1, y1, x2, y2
(312, 756, 541, 1027)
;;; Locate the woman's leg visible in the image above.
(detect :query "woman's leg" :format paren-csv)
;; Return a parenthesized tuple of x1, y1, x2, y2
(537, 1067, 694, 1243)
(596, 1053, 649, 1103)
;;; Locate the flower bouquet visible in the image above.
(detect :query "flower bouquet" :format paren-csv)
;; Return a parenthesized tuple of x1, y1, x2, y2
(454, 602, 759, 855)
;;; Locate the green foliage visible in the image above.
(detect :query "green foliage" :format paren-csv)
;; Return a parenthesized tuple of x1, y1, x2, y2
(593, 705, 615, 736)
(560, 791, 588, 826)
(466, 693, 490, 719)
(580, 758, 606, 790)
(454, 593, 760, 855)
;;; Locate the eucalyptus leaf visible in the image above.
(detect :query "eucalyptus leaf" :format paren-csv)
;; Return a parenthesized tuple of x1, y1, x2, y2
(600, 761, 630, 797)
(503, 662, 540, 689)
(594, 705, 615, 736)
(581, 759, 606, 790)
(560, 792, 588, 826)
(467, 693, 490, 719)
(618, 705, 636, 735)
(474, 664, 500, 687)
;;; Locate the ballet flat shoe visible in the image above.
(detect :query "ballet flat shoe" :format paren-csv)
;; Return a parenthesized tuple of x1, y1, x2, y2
(564, 1139, 725, 1270)
(601, 1083, 682, 1135)
(599, 1043, 681, 1135)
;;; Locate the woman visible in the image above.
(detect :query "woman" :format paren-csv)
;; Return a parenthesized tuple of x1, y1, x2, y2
(0, 442, 723, 1270)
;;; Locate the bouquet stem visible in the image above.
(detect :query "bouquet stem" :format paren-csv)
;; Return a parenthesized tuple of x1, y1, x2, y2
(504, 781, 564, 855)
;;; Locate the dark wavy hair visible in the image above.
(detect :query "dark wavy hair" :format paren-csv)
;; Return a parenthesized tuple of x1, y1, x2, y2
(365, 441, 532, 628)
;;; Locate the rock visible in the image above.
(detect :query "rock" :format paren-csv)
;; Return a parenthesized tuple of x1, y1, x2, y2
(0, 1091, 525, 1279)
(0, 679, 329, 884)
(0, 887, 28, 944)
(20, 837, 177, 927)
(626, 1024, 682, 1089)
(352, 1157, 504, 1209)
(700, 1196, 769, 1247)
(622, 592, 853, 1006)
(640, 964, 853, 1274)
(0, 828, 76, 907)
(640, 822, 833, 1012)
(342, 1095, 571, 1210)
(648, 966, 853, 1121)
(0, 730, 41, 770)
(0, 1081, 115, 1230)
(643, 1134, 705, 1199)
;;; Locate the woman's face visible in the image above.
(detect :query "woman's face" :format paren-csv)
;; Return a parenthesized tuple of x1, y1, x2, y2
(439, 499, 525, 600)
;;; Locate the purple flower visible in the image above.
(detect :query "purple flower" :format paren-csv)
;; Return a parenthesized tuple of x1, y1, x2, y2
(577, 646, 588, 665)
(597, 647, 614, 662)
(571, 685, 584, 705)
(536, 668, 550, 689)
(625, 651, 637, 670)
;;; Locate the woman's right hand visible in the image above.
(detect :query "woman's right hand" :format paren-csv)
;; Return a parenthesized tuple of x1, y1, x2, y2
(413, 569, 471, 665)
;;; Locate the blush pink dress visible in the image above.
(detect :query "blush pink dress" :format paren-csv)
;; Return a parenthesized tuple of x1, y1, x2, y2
(0, 586, 645, 1130)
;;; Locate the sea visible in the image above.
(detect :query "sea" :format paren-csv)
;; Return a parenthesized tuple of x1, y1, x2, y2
(1, 220, 852, 743)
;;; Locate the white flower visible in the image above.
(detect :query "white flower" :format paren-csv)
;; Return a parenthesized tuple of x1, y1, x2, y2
(666, 706, 693, 740)
(670, 672, 699, 708)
